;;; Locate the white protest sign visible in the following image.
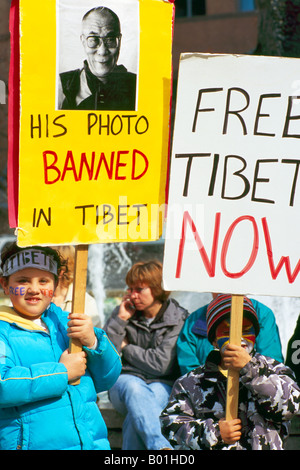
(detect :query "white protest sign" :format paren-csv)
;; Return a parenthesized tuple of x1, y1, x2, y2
(163, 53, 300, 297)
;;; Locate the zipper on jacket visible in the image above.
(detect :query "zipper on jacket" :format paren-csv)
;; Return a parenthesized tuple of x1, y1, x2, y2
(16, 422, 24, 450)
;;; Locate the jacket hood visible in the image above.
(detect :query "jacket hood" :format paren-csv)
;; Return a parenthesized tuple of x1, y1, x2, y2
(130, 298, 189, 329)
(0, 306, 45, 331)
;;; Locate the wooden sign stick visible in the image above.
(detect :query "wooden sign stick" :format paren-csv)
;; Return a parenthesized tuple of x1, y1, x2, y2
(225, 294, 244, 421)
(69, 245, 89, 385)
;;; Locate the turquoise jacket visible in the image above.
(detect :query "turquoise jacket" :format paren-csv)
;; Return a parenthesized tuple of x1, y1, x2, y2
(177, 299, 283, 376)
(0, 304, 121, 450)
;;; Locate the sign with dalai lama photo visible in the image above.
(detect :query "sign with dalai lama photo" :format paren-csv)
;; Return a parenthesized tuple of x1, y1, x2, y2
(8, 0, 174, 246)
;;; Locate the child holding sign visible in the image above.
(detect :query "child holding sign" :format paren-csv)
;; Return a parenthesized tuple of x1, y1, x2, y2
(160, 294, 300, 450)
(0, 242, 121, 450)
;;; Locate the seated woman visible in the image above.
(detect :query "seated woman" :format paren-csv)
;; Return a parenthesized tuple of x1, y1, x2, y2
(104, 260, 189, 450)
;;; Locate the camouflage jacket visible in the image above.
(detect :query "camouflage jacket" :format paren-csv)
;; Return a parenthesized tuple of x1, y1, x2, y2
(160, 350, 300, 450)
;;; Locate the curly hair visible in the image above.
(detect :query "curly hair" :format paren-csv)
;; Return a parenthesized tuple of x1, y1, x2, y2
(51, 246, 75, 288)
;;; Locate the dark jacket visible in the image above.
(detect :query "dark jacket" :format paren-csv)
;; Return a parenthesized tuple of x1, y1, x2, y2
(161, 350, 300, 450)
(104, 298, 189, 386)
(59, 61, 136, 110)
(286, 314, 300, 385)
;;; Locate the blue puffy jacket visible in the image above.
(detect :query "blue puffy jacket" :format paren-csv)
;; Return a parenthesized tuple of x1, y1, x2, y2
(0, 304, 122, 450)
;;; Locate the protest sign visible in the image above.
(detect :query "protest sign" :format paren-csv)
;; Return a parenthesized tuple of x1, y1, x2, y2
(163, 53, 300, 298)
(9, 0, 174, 247)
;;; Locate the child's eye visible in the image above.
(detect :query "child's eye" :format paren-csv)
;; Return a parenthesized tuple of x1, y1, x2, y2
(40, 278, 51, 284)
(16, 278, 28, 284)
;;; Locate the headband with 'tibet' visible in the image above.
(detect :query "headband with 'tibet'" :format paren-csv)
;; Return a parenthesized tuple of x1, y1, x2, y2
(2, 249, 58, 277)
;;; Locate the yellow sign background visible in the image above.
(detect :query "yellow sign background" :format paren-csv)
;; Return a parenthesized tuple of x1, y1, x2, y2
(17, 0, 173, 246)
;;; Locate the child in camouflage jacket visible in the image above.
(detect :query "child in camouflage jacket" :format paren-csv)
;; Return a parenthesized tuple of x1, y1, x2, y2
(160, 295, 300, 450)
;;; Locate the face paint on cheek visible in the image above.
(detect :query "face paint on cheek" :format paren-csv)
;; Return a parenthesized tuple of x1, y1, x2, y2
(9, 286, 26, 296)
(240, 338, 254, 353)
(215, 321, 256, 354)
(8, 286, 53, 298)
(40, 289, 53, 298)
(241, 325, 256, 353)
(215, 320, 230, 353)
(216, 336, 230, 354)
